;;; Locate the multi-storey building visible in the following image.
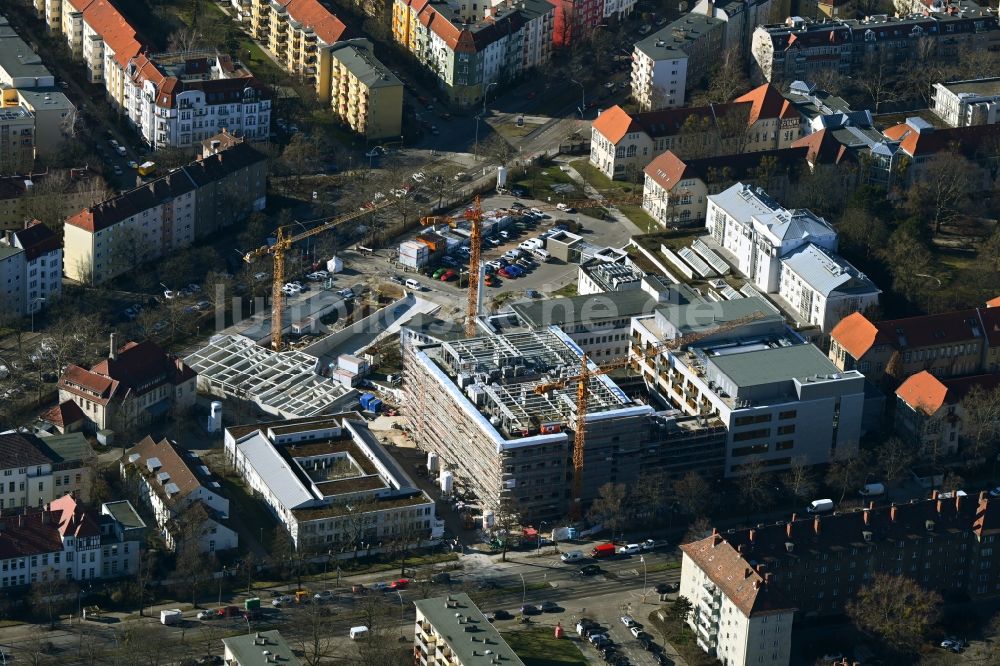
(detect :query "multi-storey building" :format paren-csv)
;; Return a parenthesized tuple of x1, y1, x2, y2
(931, 78, 1000, 127)
(0, 168, 108, 232)
(250, 0, 350, 86)
(0, 494, 144, 589)
(392, 0, 552, 107)
(45, 0, 270, 148)
(751, 12, 1000, 85)
(403, 326, 730, 520)
(414, 593, 526, 665)
(828, 302, 1000, 385)
(0, 242, 24, 316)
(549, 0, 605, 46)
(2, 220, 62, 315)
(63, 138, 266, 284)
(895, 372, 1000, 457)
(121, 436, 237, 553)
(642, 146, 808, 226)
(705, 183, 878, 332)
(224, 414, 440, 550)
(692, 0, 784, 56)
(590, 82, 801, 180)
(519, 0, 554, 71)
(631, 298, 866, 476)
(58, 336, 198, 432)
(0, 432, 93, 511)
(681, 492, 1000, 665)
(631, 14, 725, 110)
(881, 118, 1000, 191)
(0, 107, 35, 174)
(318, 39, 402, 140)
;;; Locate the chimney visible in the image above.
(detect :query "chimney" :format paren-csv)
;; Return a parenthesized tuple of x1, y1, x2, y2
(869, 501, 876, 510)
(936, 498, 944, 514)
(711, 535, 723, 548)
(813, 515, 821, 535)
(862, 508, 870, 525)
(109, 332, 119, 361)
(931, 490, 939, 500)
(981, 491, 989, 503)
(890, 504, 898, 522)
(764, 572, 773, 586)
(784, 541, 794, 553)
(744, 567, 753, 579)
(712, 527, 719, 536)
(749, 528, 756, 543)
(737, 544, 746, 554)
(786, 522, 793, 539)
(790, 512, 797, 524)
(756, 563, 767, 575)
(752, 579, 762, 590)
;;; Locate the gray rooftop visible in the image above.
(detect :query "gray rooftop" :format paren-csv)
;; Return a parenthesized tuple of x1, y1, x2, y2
(223, 630, 302, 666)
(656, 296, 781, 337)
(403, 313, 467, 343)
(510, 290, 658, 328)
(39, 432, 92, 464)
(326, 39, 401, 89)
(102, 500, 147, 531)
(708, 343, 842, 388)
(635, 13, 725, 60)
(937, 77, 1000, 98)
(414, 593, 525, 666)
(0, 244, 23, 261)
(780, 243, 879, 298)
(0, 21, 53, 82)
(17, 88, 75, 111)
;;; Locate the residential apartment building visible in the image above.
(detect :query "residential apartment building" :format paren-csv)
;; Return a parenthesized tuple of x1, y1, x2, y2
(931, 78, 1000, 127)
(0, 168, 108, 232)
(250, 0, 350, 85)
(777, 243, 879, 333)
(590, 82, 802, 180)
(751, 12, 1000, 85)
(224, 414, 439, 550)
(121, 436, 237, 553)
(631, 14, 725, 111)
(642, 146, 809, 226)
(44, 0, 270, 148)
(0, 243, 24, 316)
(414, 593, 526, 666)
(392, 0, 553, 107)
(0, 432, 93, 511)
(828, 302, 1000, 385)
(681, 492, 1000, 665)
(318, 39, 403, 140)
(57, 336, 198, 432)
(577, 259, 644, 295)
(895, 372, 1000, 457)
(0, 107, 35, 174)
(2, 220, 62, 315)
(403, 326, 730, 521)
(692, 0, 784, 56)
(64, 139, 266, 284)
(631, 298, 866, 476)
(223, 631, 302, 666)
(549, 0, 605, 46)
(881, 118, 1000, 191)
(0, 494, 144, 589)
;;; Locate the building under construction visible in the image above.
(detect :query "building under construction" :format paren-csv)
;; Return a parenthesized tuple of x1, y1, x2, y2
(402, 326, 727, 521)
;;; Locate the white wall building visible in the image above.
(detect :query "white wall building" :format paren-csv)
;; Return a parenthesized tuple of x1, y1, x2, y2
(5, 221, 62, 315)
(680, 535, 795, 665)
(631, 298, 866, 476)
(0, 433, 92, 511)
(121, 436, 237, 553)
(930, 78, 1000, 128)
(778, 243, 879, 333)
(224, 414, 439, 550)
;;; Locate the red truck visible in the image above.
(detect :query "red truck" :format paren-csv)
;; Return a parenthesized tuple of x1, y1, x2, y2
(591, 543, 616, 558)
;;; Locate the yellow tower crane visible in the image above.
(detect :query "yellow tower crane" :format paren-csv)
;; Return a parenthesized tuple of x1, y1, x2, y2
(533, 312, 766, 518)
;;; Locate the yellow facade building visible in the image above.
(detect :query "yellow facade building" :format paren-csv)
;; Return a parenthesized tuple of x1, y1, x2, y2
(318, 39, 402, 140)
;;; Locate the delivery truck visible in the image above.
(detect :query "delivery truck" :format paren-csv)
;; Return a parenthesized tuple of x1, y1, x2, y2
(807, 498, 835, 514)
(160, 609, 182, 625)
(591, 543, 616, 558)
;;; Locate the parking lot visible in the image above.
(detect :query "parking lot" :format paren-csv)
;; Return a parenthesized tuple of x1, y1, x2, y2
(382, 192, 636, 309)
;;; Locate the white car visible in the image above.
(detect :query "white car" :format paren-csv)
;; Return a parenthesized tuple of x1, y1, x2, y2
(618, 544, 641, 555)
(620, 615, 637, 628)
(307, 271, 329, 281)
(254, 271, 269, 281)
(640, 539, 656, 551)
(556, 202, 569, 211)
(163, 289, 176, 299)
(196, 610, 214, 620)
(282, 283, 301, 295)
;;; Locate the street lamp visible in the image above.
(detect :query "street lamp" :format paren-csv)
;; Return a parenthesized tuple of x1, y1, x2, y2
(640, 555, 647, 602)
(518, 572, 526, 608)
(30, 297, 45, 333)
(396, 590, 406, 640)
(570, 79, 585, 117)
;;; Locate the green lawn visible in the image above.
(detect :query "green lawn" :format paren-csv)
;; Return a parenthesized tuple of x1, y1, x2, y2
(511, 165, 582, 200)
(568, 159, 641, 197)
(492, 121, 537, 140)
(502, 627, 588, 666)
(551, 283, 578, 298)
(619, 204, 659, 233)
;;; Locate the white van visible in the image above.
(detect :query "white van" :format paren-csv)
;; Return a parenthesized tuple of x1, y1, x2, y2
(405, 278, 423, 291)
(349, 626, 369, 640)
(807, 498, 834, 514)
(560, 550, 585, 563)
(532, 248, 551, 262)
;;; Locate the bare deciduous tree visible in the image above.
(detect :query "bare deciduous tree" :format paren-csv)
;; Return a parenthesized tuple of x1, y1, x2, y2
(847, 573, 941, 653)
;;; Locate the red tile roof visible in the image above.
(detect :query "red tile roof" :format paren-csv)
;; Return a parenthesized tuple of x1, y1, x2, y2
(50, 494, 100, 538)
(58, 340, 195, 404)
(733, 83, 797, 125)
(0, 511, 65, 560)
(42, 400, 88, 428)
(592, 105, 643, 143)
(987, 296, 1000, 308)
(829, 311, 886, 358)
(897, 371, 1000, 415)
(680, 535, 795, 617)
(882, 122, 1000, 159)
(285, 0, 351, 44)
(643, 150, 688, 191)
(644, 147, 810, 191)
(81, 0, 143, 67)
(126, 436, 207, 504)
(791, 128, 856, 166)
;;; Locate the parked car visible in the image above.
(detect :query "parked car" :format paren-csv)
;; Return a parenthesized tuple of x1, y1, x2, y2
(620, 615, 637, 628)
(630, 627, 648, 639)
(618, 544, 641, 555)
(540, 601, 559, 612)
(491, 609, 513, 621)
(390, 578, 410, 590)
(431, 572, 451, 584)
(338, 288, 355, 299)
(313, 590, 334, 602)
(520, 604, 539, 615)
(654, 582, 679, 594)
(196, 610, 214, 620)
(580, 564, 601, 576)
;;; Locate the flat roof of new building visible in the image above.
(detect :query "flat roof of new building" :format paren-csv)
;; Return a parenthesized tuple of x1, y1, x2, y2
(510, 290, 658, 328)
(635, 13, 724, 60)
(0, 19, 53, 82)
(656, 296, 782, 337)
(223, 630, 302, 666)
(414, 593, 525, 666)
(39, 432, 91, 463)
(707, 343, 842, 388)
(17, 88, 75, 111)
(102, 500, 147, 530)
(327, 40, 401, 89)
(938, 77, 1000, 97)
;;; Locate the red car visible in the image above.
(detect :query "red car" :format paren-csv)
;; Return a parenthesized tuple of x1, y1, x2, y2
(440, 270, 456, 281)
(498, 269, 513, 279)
(216, 605, 241, 617)
(390, 578, 411, 590)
